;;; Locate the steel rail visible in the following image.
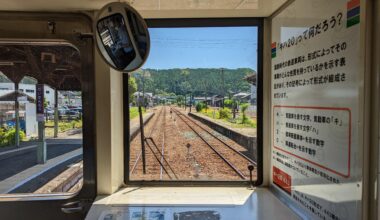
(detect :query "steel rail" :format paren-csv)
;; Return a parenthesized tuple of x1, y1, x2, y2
(130, 106, 164, 175)
(144, 139, 173, 180)
(171, 108, 246, 180)
(160, 106, 166, 179)
(146, 137, 178, 180)
(175, 108, 257, 166)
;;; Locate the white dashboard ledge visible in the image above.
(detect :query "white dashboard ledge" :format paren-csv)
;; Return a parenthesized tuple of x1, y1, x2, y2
(86, 187, 300, 220)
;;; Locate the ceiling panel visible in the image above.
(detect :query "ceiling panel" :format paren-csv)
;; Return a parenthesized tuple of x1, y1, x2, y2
(0, 0, 287, 18)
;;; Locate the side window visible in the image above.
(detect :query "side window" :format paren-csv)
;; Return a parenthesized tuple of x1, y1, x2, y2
(0, 43, 83, 194)
(127, 24, 261, 183)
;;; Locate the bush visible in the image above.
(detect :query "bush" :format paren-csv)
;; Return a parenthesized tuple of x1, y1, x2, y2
(0, 128, 5, 146)
(196, 102, 206, 112)
(219, 108, 231, 119)
(224, 99, 233, 108)
(60, 120, 83, 132)
(240, 103, 250, 124)
(0, 128, 25, 147)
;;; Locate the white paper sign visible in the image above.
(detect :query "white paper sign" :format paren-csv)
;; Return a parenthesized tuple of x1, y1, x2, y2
(271, 0, 363, 219)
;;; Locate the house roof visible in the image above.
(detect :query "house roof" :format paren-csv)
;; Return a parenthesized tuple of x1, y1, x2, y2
(0, 90, 35, 102)
(233, 92, 250, 98)
(244, 74, 257, 85)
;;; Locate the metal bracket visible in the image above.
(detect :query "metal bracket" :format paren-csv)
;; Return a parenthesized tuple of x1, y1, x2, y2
(75, 32, 94, 41)
(61, 200, 84, 214)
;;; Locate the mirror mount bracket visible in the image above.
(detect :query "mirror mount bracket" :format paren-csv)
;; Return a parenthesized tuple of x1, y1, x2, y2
(78, 33, 94, 40)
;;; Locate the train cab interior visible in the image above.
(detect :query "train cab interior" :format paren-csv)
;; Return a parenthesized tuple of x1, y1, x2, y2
(0, 0, 378, 219)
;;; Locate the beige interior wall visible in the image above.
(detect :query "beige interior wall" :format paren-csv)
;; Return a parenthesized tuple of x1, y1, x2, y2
(372, 0, 380, 219)
(95, 49, 124, 195)
(363, 0, 380, 219)
(110, 68, 124, 193)
(262, 18, 272, 186)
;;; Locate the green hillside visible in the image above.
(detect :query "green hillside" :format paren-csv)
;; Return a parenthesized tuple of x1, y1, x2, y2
(131, 68, 255, 97)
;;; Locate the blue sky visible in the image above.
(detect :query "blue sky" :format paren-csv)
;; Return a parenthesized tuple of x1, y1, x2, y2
(143, 27, 258, 70)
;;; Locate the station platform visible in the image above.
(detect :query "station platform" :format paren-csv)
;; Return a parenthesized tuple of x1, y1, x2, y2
(0, 146, 82, 194)
(0, 137, 82, 194)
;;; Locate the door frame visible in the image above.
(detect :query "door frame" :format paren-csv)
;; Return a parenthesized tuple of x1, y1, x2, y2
(0, 12, 97, 220)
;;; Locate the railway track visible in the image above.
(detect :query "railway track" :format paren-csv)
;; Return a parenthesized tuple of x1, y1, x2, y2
(130, 107, 163, 175)
(130, 106, 177, 180)
(171, 107, 255, 180)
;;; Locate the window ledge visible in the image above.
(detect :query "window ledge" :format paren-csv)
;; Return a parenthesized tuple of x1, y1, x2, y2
(86, 187, 300, 219)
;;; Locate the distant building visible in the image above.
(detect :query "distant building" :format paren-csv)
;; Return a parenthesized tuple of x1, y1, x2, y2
(250, 86, 257, 105)
(133, 92, 153, 106)
(193, 96, 213, 106)
(211, 95, 224, 107)
(233, 92, 251, 103)
(0, 83, 56, 106)
(244, 73, 257, 105)
(59, 91, 82, 107)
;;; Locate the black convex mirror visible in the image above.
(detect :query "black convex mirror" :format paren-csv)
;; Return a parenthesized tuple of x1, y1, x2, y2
(95, 2, 150, 72)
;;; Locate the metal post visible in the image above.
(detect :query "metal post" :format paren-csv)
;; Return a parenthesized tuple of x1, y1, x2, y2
(142, 71, 145, 108)
(221, 68, 225, 108)
(36, 84, 46, 164)
(14, 83, 20, 147)
(233, 102, 237, 119)
(204, 92, 207, 109)
(54, 89, 58, 138)
(138, 105, 146, 174)
(37, 121, 46, 164)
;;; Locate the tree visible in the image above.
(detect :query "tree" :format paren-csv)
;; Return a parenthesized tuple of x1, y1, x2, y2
(176, 95, 184, 106)
(131, 68, 253, 97)
(179, 81, 191, 94)
(128, 76, 137, 103)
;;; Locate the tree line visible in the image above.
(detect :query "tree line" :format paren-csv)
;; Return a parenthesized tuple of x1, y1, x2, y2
(130, 68, 255, 97)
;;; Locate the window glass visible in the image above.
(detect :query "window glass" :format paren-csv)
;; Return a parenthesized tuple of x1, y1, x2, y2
(128, 27, 258, 182)
(0, 43, 83, 194)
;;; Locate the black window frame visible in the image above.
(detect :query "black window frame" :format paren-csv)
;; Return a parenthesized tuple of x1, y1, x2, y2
(124, 17, 263, 186)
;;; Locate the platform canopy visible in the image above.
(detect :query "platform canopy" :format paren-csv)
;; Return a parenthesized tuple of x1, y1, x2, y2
(0, 90, 35, 102)
(0, 42, 81, 91)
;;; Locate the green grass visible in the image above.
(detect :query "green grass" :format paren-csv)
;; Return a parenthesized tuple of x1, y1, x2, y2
(200, 108, 256, 128)
(129, 107, 146, 119)
(45, 120, 82, 137)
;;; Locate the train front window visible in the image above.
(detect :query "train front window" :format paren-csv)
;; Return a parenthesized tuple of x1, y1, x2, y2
(0, 42, 83, 195)
(126, 21, 262, 183)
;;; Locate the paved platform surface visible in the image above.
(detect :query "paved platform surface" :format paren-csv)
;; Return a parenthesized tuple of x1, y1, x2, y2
(0, 132, 83, 194)
(0, 148, 82, 193)
(0, 111, 153, 194)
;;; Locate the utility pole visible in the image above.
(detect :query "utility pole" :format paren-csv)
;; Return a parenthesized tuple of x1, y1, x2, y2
(142, 70, 145, 108)
(221, 68, 225, 108)
(135, 72, 146, 174)
(138, 104, 146, 174)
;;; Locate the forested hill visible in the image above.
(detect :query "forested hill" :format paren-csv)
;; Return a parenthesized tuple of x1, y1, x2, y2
(131, 68, 255, 97)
